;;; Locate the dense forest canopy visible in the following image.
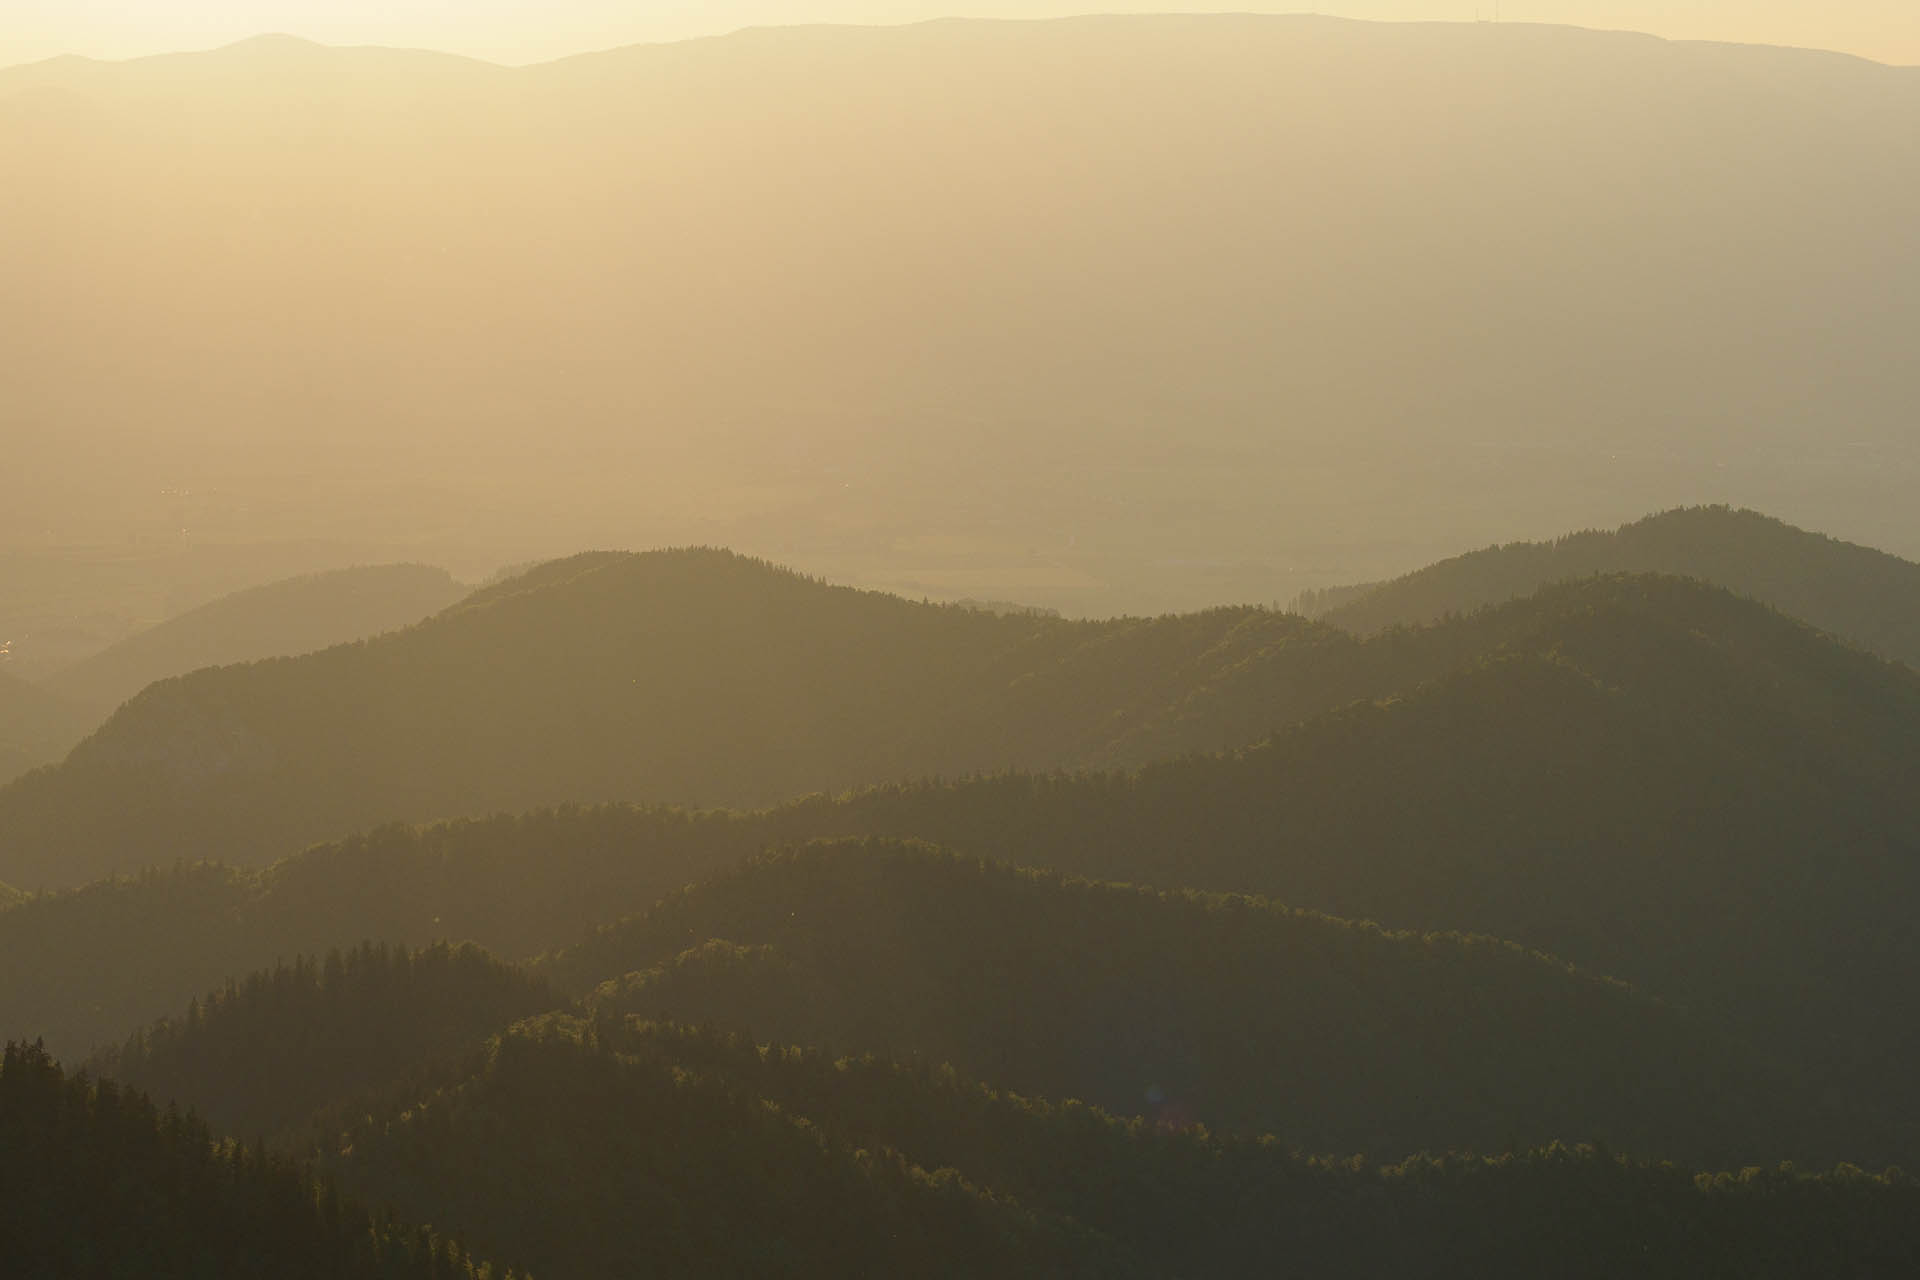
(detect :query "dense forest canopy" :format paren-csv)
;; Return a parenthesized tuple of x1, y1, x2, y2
(0, 1039, 511, 1279)
(320, 1014, 1920, 1280)
(69, 985, 1920, 1280)
(90, 940, 556, 1141)
(83, 842, 1861, 1169)
(550, 838, 1874, 1167)
(353, 1018, 1920, 1280)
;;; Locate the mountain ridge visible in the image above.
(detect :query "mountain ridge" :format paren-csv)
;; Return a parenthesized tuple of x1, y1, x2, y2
(40, 562, 468, 717)
(1298, 506, 1920, 666)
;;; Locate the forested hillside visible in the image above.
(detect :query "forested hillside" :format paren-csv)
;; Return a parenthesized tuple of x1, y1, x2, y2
(551, 839, 1862, 1167)
(62, 930, 1920, 1278)
(8, 571, 1919, 1159)
(0, 811, 767, 1058)
(85, 840, 1847, 1169)
(1302, 506, 1920, 664)
(12, 547, 1901, 891)
(0, 669, 91, 786)
(0, 1040, 508, 1279)
(0, 547, 1421, 886)
(324, 1017, 1920, 1280)
(91, 941, 555, 1139)
(40, 563, 468, 716)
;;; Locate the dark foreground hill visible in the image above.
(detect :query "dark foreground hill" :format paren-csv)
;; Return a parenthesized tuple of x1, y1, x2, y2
(550, 839, 1857, 1168)
(79, 923, 1920, 1279)
(89, 941, 555, 1140)
(346, 1017, 1920, 1280)
(1300, 506, 1920, 664)
(88, 843, 1844, 1170)
(0, 1040, 509, 1280)
(325, 1015, 1920, 1280)
(0, 546, 1458, 887)
(39, 562, 468, 717)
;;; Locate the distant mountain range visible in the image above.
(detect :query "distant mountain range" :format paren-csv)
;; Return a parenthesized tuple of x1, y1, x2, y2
(0, 547, 1429, 886)
(1297, 506, 1920, 665)
(6, 18, 1919, 609)
(39, 562, 468, 715)
(9, 528, 1916, 893)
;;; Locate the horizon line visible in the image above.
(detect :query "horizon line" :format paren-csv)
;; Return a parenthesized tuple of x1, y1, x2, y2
(3, 13, 1914, 77)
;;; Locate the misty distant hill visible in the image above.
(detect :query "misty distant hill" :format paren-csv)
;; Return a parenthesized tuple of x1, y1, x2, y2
(39, 563, 468, 715)
(0, 669, 91, 785)
(6, 17, 1920, 610)
(0, 547, 1449, 886)
(3, 543, 1915, 903)
(1298, 506, 1920, 664)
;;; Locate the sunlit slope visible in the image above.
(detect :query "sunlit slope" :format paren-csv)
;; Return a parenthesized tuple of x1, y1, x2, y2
(87, 989, 1920, 1280)
(0, 547, 1433, 886)
(331, 1019, 1147, 1280)
(1303, 506, 1920, 663)
(552, 839, 1859, 1167)
(89, 941, 554, 1141)
(0, 669, 91, 786)
(39, 563, 468, 716)
(71, 850, 1913, 1273)
(333, 1018, 1920, 1280)
(52, 840, 1898, 1173)
(0, 1041, 510, 1280)
(6, 18, 1920, 606)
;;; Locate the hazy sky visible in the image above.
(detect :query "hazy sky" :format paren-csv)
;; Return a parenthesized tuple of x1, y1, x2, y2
(5, 1, 1919, 69)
